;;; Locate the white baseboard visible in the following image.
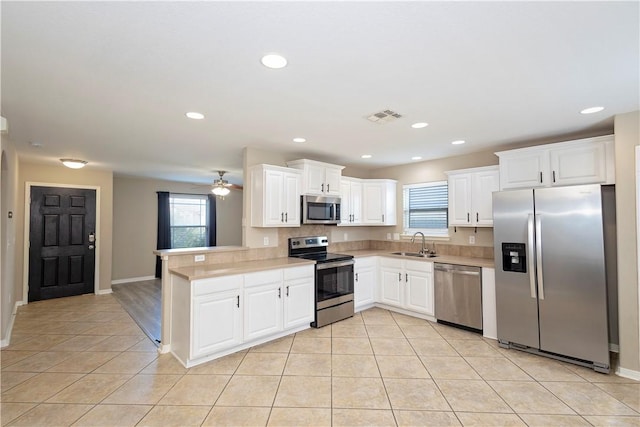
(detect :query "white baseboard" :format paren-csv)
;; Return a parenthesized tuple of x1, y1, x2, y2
(616, 366, 640, 381)
(111, 275, 156, 285)
(158, 344, 171, 354)
(1, 301, 26, 348)
(96, 289, 113, 295)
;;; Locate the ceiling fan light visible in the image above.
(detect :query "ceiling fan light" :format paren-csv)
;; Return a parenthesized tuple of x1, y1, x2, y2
(60, 158, 88, 169)
(212, 186, 230, 196)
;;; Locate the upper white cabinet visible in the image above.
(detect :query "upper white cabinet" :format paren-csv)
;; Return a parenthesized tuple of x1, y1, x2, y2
(340, 177, 363, 225)
(495, 135, 614, 190)
(363, 180, 397, 225)
(287, 159, 344, 197)
(250, 164, 301, 227)
(446, 166, 499, 227)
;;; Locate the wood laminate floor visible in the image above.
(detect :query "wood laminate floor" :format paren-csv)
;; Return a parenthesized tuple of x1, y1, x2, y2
(112, 279, 161, 345)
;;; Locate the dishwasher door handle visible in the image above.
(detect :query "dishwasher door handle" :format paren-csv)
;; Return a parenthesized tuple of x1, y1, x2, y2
(451, 270, 480, 277)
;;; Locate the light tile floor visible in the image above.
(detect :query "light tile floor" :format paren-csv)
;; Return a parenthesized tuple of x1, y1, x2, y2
(1, 294, 639, 426)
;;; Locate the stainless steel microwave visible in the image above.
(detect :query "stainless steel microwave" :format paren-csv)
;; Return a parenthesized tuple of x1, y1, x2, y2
(301, 195, 341, 225)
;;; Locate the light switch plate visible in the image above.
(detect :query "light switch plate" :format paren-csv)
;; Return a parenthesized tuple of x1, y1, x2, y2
(393, 233, 400, 240)
(469, 235, 476, 245)
(194, 254, 205, 262)
(263, 237, 269, 246)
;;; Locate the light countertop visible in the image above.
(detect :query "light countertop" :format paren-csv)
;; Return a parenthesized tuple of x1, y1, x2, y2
(338, 249, 496, 269)
(169, 257, 315, 281)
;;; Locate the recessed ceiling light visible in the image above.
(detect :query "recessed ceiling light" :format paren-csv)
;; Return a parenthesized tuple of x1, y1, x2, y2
(186, 112, 205, 120)
(580, 106, 604, 114)
(411, 122, 429, 129)
(261, 54, 287, 69)
(411, 156, 422, 160)
(293, 137, 306, 143)
(361, 154, 372, 159)
(60, 159, 88, 169)
(451, 140, 466, 145)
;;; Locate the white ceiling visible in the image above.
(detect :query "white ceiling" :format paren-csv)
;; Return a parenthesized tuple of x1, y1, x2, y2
(2, 1, 638, 186)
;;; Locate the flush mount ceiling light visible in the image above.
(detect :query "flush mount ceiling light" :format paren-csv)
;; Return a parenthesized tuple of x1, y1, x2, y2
(186, 112, 205, 120)
(60, 159, 88, 169)
(261, 54, 287, 69)
(411, 122, 429, 129)
(411, 156, 422, 160)
(293, 137, 306, 143)
(451, 140, 466, 145)
(580, 106, 604, 114)
(361, 154, 372, 159)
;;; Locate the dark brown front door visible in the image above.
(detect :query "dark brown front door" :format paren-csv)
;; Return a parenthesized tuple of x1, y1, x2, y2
(28, 186, 97, 302)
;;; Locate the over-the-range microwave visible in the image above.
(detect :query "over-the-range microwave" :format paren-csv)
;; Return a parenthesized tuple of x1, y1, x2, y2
(301, 195, 341, 225)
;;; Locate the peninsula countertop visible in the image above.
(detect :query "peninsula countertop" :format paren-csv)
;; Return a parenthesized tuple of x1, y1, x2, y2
(169, 257, 315, 281)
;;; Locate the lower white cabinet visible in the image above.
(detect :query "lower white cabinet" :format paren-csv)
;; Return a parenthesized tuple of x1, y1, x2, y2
(379, 257, 434, 316)
(170, 264, 314, 367)
(244, 270, 284, 342)
(354, 257, 376, 311)
(192, 277, 243, 359)
(283, 266, 315, 329)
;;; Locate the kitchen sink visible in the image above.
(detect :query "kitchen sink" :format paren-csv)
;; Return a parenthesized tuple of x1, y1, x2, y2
(390, 251, 438, 258)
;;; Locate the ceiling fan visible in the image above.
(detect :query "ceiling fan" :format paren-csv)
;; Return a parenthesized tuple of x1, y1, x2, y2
(211, 171, 242, 198)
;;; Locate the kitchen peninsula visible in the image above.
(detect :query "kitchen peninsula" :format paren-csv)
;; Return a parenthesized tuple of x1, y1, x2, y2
(155, 241, 496, 368)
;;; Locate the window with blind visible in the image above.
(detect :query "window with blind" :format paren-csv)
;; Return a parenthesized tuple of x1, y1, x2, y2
(403, 181, 449, 236)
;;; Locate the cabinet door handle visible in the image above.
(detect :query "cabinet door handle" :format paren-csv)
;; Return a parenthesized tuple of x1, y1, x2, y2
(467, 213, 470, 223)
(236, 295, 240, 308)
(405, 273, 408, 282)
(355, 273, 359, 281)
(327, 184, 330, 192)
(321, 183, 324, 192)
(285, 212, 288, 222)
(552, 170, 556, 183)
(281, 212, 284, 222)
(382, 214, 385, 223)
(398, 272, 402, 282)
(539, 171, 543, 183)
(476, 212, 479, 222)
(278, 287, 281, 298)
(286, 286, 289, 297)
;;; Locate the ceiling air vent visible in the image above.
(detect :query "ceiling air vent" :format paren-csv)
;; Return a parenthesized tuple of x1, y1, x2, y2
(367, 109, 403, 124)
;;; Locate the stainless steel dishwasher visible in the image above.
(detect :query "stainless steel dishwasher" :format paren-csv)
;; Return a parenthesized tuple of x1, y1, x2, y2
(434, 263, 482, 331)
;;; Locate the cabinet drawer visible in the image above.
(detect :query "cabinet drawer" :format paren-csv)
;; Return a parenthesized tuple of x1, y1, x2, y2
(244, 268, 283, 288)
(284, 265, 314, 281)
(355, 257, 376, 269)
(193, 274, 243, 296)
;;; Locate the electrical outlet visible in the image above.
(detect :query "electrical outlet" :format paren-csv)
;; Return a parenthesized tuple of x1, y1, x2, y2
(386, 233, 392, 240)
(469, 235, 476, 245)
(263, 237, 269, 246)
(393, 233, 400, 240)
(343, 232, 348, 241)
(194, 254, 205, 262)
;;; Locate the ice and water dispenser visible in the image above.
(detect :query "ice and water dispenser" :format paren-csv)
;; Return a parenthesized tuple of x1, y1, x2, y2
(501, 243, 527, 273)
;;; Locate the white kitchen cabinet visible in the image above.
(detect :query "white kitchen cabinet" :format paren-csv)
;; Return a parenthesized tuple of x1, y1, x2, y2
(340, 177, 363, 225)
(378, 257, 434, 316)
(243, 270, 284, 341)
(482, 267, 497, 340)
(250, 164, 301, 227)
(496, 135, 614, 190)
(446, 166, 499, 227)
(363, 180, 397, 225)
(354, 257, 376, 311)
(192, 289, 242, 358)
(287, 159, 344, 196)
(283, 266, 315, 329)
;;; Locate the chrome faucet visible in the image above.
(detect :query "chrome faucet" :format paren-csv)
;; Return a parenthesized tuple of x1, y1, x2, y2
(411, 231, 427, 255)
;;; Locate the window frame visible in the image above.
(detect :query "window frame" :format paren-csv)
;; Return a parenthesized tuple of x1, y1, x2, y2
(402, 180, 450, 238)
(168, 193, 210, 249)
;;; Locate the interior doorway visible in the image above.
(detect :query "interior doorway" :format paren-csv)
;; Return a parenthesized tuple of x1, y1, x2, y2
(27, 185, 97, 301)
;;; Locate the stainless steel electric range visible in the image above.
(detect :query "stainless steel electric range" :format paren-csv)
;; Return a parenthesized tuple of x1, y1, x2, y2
(288, 236, 354, 328)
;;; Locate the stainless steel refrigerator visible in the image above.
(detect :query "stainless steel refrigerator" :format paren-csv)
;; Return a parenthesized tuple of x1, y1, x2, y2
(492, 184, 616, 373)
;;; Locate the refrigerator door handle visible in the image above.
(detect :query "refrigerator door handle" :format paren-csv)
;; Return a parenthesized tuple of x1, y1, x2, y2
(535, 214, 545, 300)
(527, 214, 537, 299)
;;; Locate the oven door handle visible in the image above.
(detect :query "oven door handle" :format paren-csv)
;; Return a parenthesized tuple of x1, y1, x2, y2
(316, 260, 355, 270)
